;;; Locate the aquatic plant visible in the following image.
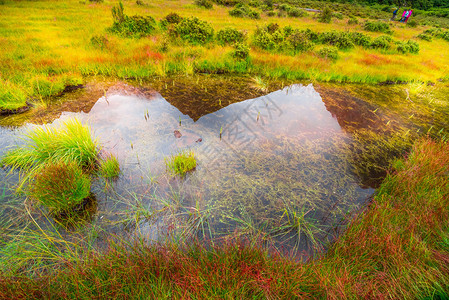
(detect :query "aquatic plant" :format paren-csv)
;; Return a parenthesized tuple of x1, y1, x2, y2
(99, 154, 120, 179)
(29, 161, 91, 214)
(165, 150, 196, 176)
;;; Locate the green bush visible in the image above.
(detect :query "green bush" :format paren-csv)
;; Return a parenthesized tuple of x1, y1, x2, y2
(364, 21, 392, 34)
(349, 32, 372, 47)
(30, 161, 91, 214)
(266, 10, 276, 17)
(173, 17, 214, 44)
(317, 46, 339, 60)
(347, 17, 358, 25)
(287, 8, 306, 18)
(301, 28, 319, 42)
(318, 7, 332, 23)
(417, 33, 432, 41)
(396, 40, 419, 54)
(210, 0, 237, 6)
(217, 27, 245, 45)
(229, 3, 260, 19)
(278, 3, 291, 11)
(109, 2, 156, 37)
(195, 0, 213, 9)
(253, 30, 276, 50)
(266, 23, 279, 34)
(90, 35, 109, 49)
(370, 35, 393, 49)
(333, 12, 344, 20)
(406, 20, 418, 28)
(164, 12, 183, 24)
(232, 42, 250, 60)
(319, 31, 354, 49)
(287, 31, 314, 53)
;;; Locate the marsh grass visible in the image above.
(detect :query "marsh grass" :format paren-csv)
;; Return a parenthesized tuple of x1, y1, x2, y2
(165, 150, 196, 176)
(99, 154, 120, 179)
(2, 118, 99, 177)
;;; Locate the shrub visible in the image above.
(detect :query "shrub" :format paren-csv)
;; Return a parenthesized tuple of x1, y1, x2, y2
(210, 0, 238, 6)
(318, 7, 332, 23)
(90, 35, 109, 49)
(99, 154, 120, 178)
(229, 3, 260, 19)
(109, 2, 156, 37)
(283, 25, 293, 37)
(333, 12, 343, 20)
(195, 0, 213, 9)
(29, 161, 91, 214)
(287, 31, 314, 53)
(232, 42, 250, 60)
(266, 10, 276, 16)
(347, 17, 358, 25)
(406, 20, 418, 28)
(364, 21, 392, 34)
(370, 35, 392, 49)
(217, 27, 245, 45)
(266, 22, 279, 34)
(301, 28, 319, 42)
(164, 12, 183, 24)
(165, 150, 196, 176)
(278, 3, 291, 11)
(252, 30, 275, 50)
(319, 31, 354, 49)
(317, 46, 339, 60)
(349, 32, 372, 47)
(173, 17, 214, 44)
(417, 33, 432, 41)
(136, 0, 146, 5)
(287, 8, 306, 18)
(397, 40, 419, 54)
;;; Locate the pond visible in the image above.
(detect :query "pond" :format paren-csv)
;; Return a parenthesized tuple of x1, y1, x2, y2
(1, 76, 448, 258)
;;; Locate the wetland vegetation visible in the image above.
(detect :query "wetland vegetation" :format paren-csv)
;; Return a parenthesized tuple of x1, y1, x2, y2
(0, 0, 449, 298)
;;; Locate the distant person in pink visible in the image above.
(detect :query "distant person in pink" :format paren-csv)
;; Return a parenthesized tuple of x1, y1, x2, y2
(405, 10, 413, 22)
(400, 10, 409, 22)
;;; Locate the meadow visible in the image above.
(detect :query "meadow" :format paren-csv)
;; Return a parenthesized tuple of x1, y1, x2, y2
(1, 0, 449, 298)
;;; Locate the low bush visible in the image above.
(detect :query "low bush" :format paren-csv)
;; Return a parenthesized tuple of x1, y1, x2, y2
(278, 3, 291, 11)
(252, 29, 276, 50)
(210, 0, 238, 6)
(364, 21, 393, 34)
(349, 32, 372, 47)
(287, 8, 306, 18)
(333, 12, 344, 20)
(347, 17, 358, 25)
(317, 46, 339, 60)
(195, 0, 213, 9)
(229, 3, 260, 19)
(318, 7, 332, 23)
(406, 20, 418, 27)
(319, 31, 354, 49)
(396, 40, 419, 54)
(287, 31, 314, 53)
(30, 161, 91, 214)
(173, 17, 214, 44)
(370, 35, 393, 49)
(109, 2, 156, 37)
(165, 150, 196, 176)
(216, 27, 245, 45)
(232, 42, 250, 60)
(90, 35, 109, 49)
(266, 10, 276, 16)
(164, 12, 183, 24)
(417, 33, 432, 41)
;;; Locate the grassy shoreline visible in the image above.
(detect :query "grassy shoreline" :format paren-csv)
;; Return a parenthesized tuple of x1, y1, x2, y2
(0, 137, 448, 298)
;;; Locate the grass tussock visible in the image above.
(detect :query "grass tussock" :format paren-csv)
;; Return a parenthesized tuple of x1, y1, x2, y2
(0, 138, 448, 298)
(99, 154, 120, 179)
(165, 150, 196, 176)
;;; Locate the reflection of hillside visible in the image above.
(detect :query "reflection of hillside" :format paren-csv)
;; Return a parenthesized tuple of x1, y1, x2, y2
(315, 84, 387, 134)
(149, 75, 280, 121)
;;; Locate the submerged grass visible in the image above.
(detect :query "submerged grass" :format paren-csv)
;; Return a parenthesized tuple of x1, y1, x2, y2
(165, 150, 196, 177)
(1, 138, 447, 298)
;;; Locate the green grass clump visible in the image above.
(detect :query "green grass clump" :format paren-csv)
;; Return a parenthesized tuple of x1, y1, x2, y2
(29, 161, 91, 214)
(0, 81, 28, 111)
(2, 118, 99, 174)
(165, 150, 196, 176)
(99, 154, 120, 178)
